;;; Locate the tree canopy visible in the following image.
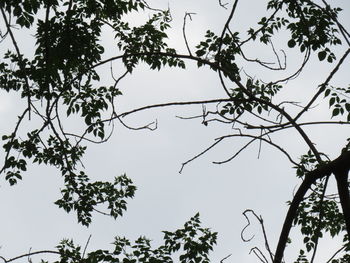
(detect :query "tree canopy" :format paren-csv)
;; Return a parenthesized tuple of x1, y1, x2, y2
(0, 0, 350, 262)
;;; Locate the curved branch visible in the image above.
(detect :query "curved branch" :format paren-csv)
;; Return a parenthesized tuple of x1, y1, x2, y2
(116, 114, 157, 131)
(240, 41, 286, 71)
(213, 137, 256, 165)
(183, 12, 196, 56)
(250, 247, 269, 263)
(270, 47, 310, 85)
(274, 175, 315, 263)
(326, 245, 346, 263)
(2, 250, 60, 263)
(242, 209, 274, 263)
(213, 133, 299, 166)
(274, 150, 350, 263)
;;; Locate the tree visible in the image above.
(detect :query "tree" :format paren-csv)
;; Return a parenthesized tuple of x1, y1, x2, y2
(0, 0, 349, 262)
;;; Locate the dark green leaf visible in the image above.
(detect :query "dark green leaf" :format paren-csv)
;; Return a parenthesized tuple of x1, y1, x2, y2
(318, 51, 327, 61)
(287, 39, 296, 48)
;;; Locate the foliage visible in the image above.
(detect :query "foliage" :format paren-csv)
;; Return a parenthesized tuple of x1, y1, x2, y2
(53, 214, 216, 263)
(0, 0, 350, 262)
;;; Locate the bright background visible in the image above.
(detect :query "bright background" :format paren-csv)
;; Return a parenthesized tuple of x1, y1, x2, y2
(1, 0, 350, 262)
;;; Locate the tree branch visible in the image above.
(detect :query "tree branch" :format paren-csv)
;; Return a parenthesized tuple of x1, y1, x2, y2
(2, 250, 60, 263)
(294, 47, 350, 122)
(274, 150, 350, 263)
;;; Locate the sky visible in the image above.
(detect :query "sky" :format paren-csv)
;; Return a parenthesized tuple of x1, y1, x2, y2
(0, 0, 350, 262)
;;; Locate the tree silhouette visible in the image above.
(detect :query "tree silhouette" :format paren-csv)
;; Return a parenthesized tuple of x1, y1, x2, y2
(0, 0, 349, 262)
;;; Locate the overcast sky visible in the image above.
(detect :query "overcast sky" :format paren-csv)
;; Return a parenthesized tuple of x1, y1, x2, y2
(1, 1, 350, 262)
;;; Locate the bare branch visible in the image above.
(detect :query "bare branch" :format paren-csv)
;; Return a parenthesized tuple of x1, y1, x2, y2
(240, 40, 286, 71)
(241, 210, 255, 242)
(179, 138, 224, 174)
(325, 245, 346, 263)
(82, 235, 92, 259)
(183, 12, 196, 56)
(116, 114, 157, 131)
(270, 48, 310, 84)
(246, 120, 350, 131)
(242, 209, 274, 263)
(111, 66, 129, 89)
(117, 99, 233, 118)
(213, 133, 299, 166)
(220, 254, 232, 262)
(218, 0, 229, 9)
(213, 137, 256, 165)
(2, 250, 60, 263)
(141, 0, 170, 15)
(250, 247, 269, 263)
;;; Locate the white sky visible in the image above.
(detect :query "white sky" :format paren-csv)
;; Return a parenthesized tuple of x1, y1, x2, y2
(1, 1, 350, 262)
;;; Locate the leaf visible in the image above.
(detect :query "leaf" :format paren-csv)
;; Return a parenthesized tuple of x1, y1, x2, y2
(195, 50, 206, 57)
(327, 55, 334, 63)
(324, 88, 331, 98)
(318, 51, 327, 61)
(257, 105, 262, 114)
(345, 103, 350, 112)
(287, 39, 296, 48)
(332, 108, 340, 117)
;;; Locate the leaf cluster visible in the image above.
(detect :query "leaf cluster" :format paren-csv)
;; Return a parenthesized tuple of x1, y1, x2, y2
(268, 0, 342, 57)
(115, 11, 185, 71)
(323, 85, 350, 120)
(55, 173, 136, 226)
(49, 213, 216, 263)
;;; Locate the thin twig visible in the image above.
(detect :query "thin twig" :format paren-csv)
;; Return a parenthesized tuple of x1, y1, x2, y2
(250, 247, 269, 263)
(242, 209, 274, 262)
(117, 115, 157, 131)
(213, 133, 299, 166)
(117, 99, 233, 118)
(325, 245, 346, 263)
(220, 254, 232, 262)
(82, 235, 92, 259)
(179, 138, 223, 174)
(218, 0, 229, 9)
(3, 250, 60, 263)
(183, 12, 196, 56)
